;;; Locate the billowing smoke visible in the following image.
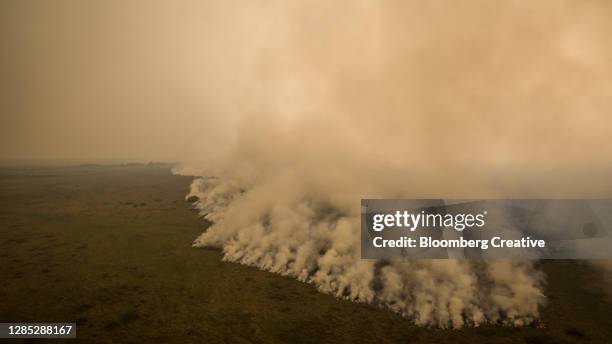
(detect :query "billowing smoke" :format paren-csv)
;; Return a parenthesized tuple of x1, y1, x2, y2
(174, 0, 612, 328)
(177, 167, 545, 328)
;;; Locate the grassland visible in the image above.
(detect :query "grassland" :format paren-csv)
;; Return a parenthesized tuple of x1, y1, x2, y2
(0, 165, 610, 343)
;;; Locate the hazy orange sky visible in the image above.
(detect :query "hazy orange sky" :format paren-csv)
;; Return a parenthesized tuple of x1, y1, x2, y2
(1, 0, 244, 161)
(1, 0, 611, 165)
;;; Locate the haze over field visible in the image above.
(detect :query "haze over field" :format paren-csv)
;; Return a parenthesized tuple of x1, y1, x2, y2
(2, 0, 612, 168)
(3, 0, 612, 328)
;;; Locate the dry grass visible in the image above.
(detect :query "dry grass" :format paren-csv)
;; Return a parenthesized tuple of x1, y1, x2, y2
(1, 165, 610, 343)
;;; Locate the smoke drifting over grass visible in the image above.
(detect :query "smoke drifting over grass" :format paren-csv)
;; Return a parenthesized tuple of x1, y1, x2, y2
(174, 0, 612, 328)
(180, 176, 545, 328)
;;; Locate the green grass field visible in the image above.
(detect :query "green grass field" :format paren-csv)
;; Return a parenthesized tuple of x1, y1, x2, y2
(1, 165, 610, 343)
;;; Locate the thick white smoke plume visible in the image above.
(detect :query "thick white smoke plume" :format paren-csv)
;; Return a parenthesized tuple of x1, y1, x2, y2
(175, 0, 612, 328)
(177, 167, 544, 328)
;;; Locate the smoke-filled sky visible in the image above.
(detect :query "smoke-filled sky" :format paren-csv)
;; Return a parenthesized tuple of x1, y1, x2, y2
(2, 0, 612, 166)
(1, 0, 250, 161)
